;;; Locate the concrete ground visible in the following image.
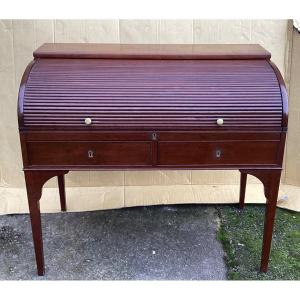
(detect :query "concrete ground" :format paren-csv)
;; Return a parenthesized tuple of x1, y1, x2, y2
(0, 204, 227, 280)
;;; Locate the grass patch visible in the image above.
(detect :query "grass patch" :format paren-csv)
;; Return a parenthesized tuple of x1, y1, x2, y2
(217, 205, 300, 280)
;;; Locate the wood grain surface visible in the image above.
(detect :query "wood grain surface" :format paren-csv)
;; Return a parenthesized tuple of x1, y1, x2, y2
(21, 58, 282, 130)
(33, 43, 271, 60)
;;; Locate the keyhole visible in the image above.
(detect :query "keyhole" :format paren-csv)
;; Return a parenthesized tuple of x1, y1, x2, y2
(216, 149, 221, 159)
(88, 150, 94, 158)
(152, 133, 157, 140)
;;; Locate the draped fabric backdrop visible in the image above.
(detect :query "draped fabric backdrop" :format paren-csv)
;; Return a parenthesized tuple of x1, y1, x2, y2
(1, 20, 299, 213)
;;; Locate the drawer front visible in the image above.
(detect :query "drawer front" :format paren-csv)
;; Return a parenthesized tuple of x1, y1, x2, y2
(27, 141, 152, 166)
(157, 141, 279, 166)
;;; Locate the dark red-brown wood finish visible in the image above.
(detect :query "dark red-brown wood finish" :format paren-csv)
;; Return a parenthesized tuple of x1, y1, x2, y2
(18, 43, 288, 276)
(20, 59, 283, 131)
(33, 43, 271, 60)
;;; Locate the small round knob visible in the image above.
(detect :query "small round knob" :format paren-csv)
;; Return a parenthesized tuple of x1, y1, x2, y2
(85, 118, 92, 125)
(216, 118, 224, 126)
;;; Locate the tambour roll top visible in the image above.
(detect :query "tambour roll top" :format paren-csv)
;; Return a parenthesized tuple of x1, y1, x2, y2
(18, 43, 287, 131)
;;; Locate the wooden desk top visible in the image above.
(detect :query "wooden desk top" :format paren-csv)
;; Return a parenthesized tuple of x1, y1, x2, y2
(33, 43, 271, 60)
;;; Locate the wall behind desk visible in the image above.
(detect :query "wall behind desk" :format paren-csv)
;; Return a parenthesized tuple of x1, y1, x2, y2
(1, 19, 297, 213)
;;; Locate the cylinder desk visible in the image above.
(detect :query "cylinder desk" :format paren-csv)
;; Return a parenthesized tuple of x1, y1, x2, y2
(18, 43, 288, 276)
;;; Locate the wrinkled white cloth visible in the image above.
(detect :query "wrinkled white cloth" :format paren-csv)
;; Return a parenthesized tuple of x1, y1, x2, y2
(293, 19, 300, 32)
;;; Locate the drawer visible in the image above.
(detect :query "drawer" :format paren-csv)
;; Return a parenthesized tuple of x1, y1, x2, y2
(157, 141, 279, 166)
(27, 141, 152, 166)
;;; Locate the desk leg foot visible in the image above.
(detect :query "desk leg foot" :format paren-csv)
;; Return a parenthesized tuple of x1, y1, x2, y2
(28, 199, 44, 276)
(239, 171, 247, 209)
(57, 175, 67, 212)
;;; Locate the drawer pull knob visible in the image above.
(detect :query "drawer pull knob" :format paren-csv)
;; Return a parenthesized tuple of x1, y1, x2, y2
(88, 150, 94, 158)
(216, 118, 224, 126)
(85, 118, 92, 125)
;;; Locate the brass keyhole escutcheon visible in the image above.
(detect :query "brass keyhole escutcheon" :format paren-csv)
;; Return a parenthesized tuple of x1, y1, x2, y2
(152, 132, 157, 140)
(215, 149, 221, 159)
(88, 150, 94, 158)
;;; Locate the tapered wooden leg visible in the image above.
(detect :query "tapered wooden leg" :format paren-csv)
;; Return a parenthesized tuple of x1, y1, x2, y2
(28, 199, 44, 276)
(24, 170, 69, 276)
(25, 171, 45, 276)
(239, 172, 247, 209)
(239, 169, 281, 272)
(57, 175, 67, 211)
(260, 172, 281, 272)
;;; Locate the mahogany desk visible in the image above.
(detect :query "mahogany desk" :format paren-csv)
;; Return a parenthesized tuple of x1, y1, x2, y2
(18, 43, 288, 276)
